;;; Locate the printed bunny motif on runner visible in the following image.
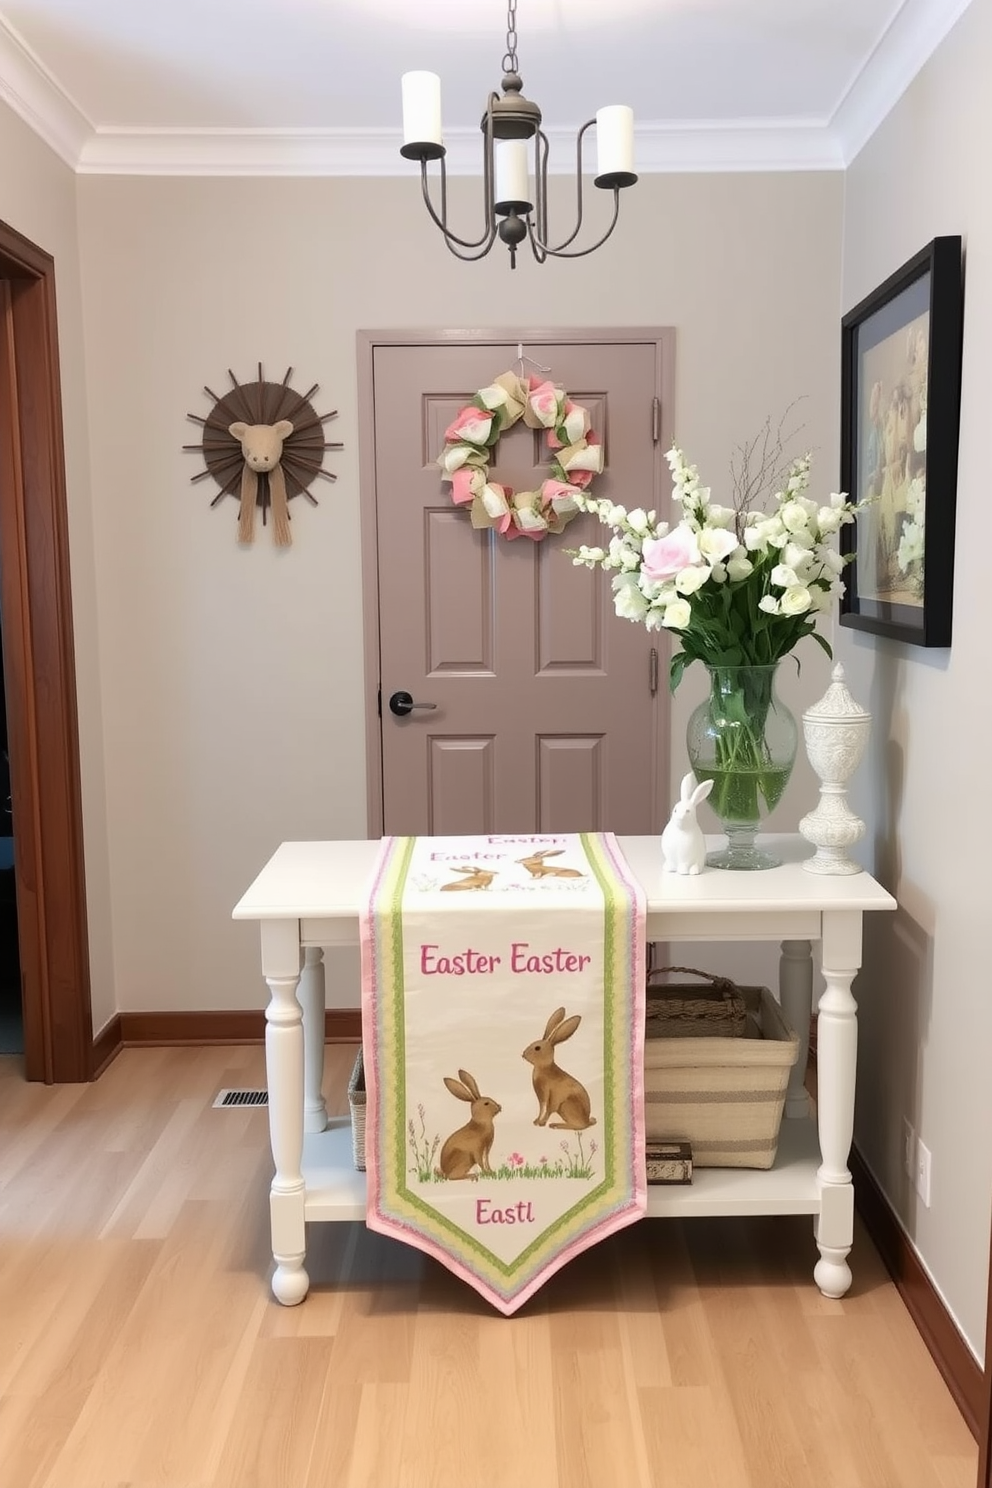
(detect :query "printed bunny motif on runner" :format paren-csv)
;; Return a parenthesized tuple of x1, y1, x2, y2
(517, 849, 584, 880)
(441, 865, 497, 891)
(438, 1070, 502, 1179)
(523, 1008, 596, 1130)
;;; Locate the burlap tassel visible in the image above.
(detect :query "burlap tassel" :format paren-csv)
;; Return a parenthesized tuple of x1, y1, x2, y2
(269, 463, 292, 548)
(237, 465, 258, 545)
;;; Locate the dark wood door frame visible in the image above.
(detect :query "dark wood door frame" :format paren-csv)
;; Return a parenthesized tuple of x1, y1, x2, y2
(0, 218, 92, 1083)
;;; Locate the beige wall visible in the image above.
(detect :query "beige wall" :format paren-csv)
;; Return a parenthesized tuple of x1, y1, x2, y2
(73, 168, 844, 1021)
(840, 0, 992, 1359)
(0, 104, 114, 1034)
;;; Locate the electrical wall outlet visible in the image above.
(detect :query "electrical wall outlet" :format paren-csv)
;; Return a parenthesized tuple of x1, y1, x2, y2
(903, 1118, 916, 1179)
(915, 1139, 932, 1207)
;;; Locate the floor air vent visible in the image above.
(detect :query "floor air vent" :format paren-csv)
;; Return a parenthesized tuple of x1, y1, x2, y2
(213, 1089, 268, 1108)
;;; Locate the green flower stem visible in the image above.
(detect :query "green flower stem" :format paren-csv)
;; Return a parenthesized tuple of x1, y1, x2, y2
(690, 668, 793, 827)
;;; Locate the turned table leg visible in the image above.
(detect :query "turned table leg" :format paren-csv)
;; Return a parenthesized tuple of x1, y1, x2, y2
(813, 909, 862, 1299)
(262, 918, 309, 1306)
(299, 946, 328, 1134)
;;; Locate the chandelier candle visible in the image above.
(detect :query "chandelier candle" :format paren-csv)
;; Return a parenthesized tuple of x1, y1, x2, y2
(495, 140, 531, 213)
(595, 106, 635, 182)
(401, 71, 443, 155)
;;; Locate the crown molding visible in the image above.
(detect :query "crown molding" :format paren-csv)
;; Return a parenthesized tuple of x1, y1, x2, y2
(0, 15, 92, 168)
(633, 119, 843, 173)
(0, 0, 974, 179)
(77, 126, 403, 177)
(832, 0, 976, 164)
(75, 118, 844, 177)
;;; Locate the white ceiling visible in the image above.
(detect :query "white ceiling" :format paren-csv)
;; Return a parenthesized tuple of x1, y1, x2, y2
(0, 0, 975, 174)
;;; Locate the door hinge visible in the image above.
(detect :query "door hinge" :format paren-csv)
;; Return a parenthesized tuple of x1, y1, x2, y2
(377, 686, 382, 718)
(651, 396, 661, 445)
(649, 647, 658, 696)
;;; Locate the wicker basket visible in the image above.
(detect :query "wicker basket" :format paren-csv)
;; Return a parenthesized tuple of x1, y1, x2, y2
(643, 985, 799, 1169)
(646, 966, 747, 1038)
(348, 1048, 366, 1172)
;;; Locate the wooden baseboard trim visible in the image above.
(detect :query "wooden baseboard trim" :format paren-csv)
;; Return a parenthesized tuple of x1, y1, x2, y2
(114, 1008, 361, 1047)
(91, 1013, 123, 1077)
(325, 1010, 360, 1041)
(851, 1142, 983, 1440)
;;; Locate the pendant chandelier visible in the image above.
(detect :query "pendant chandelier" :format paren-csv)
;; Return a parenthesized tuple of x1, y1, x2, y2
(399, 0, 637, 269)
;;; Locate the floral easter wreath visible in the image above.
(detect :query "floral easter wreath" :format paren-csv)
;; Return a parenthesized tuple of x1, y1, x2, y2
(437, 371, 603, 541)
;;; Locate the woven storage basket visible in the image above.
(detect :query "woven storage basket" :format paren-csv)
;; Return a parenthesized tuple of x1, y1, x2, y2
(348, 1048, 366, 1172)
(644, 985, 799, 1168)
(646, 966, 747, 1038)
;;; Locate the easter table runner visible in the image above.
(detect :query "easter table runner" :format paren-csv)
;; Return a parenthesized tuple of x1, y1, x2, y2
(360, 832, 646, 1315)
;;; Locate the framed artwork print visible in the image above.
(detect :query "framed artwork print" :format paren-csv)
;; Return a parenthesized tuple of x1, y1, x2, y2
(839, 234, 964, 646)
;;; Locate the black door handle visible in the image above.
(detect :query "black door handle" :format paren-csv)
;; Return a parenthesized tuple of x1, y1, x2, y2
(388, 690, 438, 718)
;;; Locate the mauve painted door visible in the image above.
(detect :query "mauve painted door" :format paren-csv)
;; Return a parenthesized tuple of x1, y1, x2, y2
(372, 339, 668, 836)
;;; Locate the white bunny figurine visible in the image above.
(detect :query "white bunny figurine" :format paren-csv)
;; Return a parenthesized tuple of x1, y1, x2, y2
(661, 771, 714, 875)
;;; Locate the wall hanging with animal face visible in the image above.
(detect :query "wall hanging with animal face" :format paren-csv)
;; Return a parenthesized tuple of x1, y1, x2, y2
(184, 364, 343, 546)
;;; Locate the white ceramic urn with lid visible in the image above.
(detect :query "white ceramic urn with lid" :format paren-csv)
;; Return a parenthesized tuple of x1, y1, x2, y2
(798, 663, 871, 875)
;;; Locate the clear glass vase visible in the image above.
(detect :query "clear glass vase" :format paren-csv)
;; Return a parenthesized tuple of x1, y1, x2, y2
(686, 663, 798, 870)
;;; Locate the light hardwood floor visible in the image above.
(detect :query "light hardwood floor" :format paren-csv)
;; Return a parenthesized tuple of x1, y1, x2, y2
(0, 1044, 978, 1488)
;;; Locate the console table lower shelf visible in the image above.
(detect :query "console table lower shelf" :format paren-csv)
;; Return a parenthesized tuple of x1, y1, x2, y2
(301, 1114, 823, 1223)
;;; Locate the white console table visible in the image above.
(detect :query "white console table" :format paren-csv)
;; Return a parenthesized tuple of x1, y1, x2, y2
(233, 834, 895, 1306)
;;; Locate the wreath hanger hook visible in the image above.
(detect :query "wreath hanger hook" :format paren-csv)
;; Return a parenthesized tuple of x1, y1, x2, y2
(515, 341, 552, 376)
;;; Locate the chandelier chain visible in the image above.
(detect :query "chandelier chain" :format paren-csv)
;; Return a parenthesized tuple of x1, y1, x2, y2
(502, 0, 518, 75)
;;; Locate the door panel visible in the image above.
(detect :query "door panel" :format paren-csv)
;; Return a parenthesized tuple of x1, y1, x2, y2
(425, 510, 494, 672)
(428, 736, 496, 834)
(371, 337, 670, 837)
(537, 734, 605, 831)
(537, 538, 603, 671)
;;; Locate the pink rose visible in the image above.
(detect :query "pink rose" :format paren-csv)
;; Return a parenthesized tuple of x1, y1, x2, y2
(440, 443, 484, 475)
(547, 403, 590, 449)
(450, 466, 485, 505)
(559, 401, 590, 445)
(560, 433, 604, 477)
(642, 526, 701, 580)
(541, 478, 579, 513)
(506, 501, 548, 540)
(569, 469, 595, 489)
(527, 380, 564, 429)
(478, 482, 514, 535)
(444, 405, 495, 446)
(480, 481, 511, 520)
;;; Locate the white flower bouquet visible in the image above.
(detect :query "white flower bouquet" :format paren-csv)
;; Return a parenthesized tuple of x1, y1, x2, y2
(569, 444, 861, 692)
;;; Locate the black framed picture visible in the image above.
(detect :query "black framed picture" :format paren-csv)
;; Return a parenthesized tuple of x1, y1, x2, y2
(839, 235, 964, 646)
